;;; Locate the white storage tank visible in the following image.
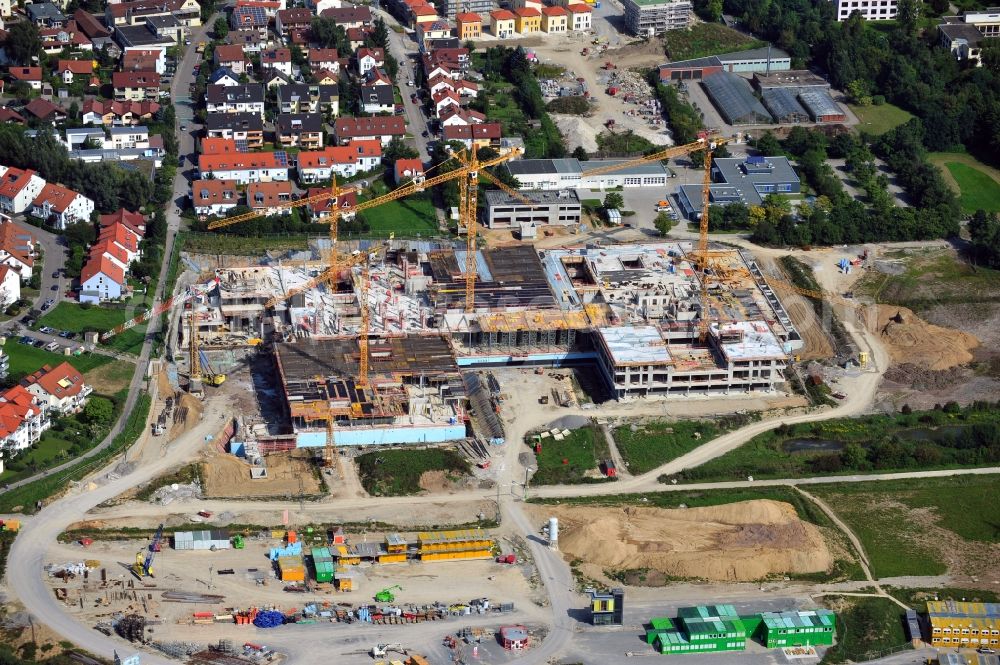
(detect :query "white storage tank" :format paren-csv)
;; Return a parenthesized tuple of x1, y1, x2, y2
(548, 517, 558, 549)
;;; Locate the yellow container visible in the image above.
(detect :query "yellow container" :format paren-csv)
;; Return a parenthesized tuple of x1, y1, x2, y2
(378, 553, 407, 564)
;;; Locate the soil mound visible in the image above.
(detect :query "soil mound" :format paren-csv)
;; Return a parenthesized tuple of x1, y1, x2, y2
(876, 305, 978, 371)
(535, 499, 832, 582)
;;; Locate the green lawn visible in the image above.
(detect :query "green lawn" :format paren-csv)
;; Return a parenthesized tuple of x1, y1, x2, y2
(614, 420, 724, 475)
(37, 302, 132, 333)
(927, 153, 1000, 213)
(849, 103, 914, 135)
(361, 196, 438, 236)
(530, 425, 612, 485)
(819, 596, 909, 664)
(183, 233, 312, 255)
(811, 475, 1000, 578)
(0, 433, 73, 484)
(356, 448, 470, 496)
(4, 342, 111, 381)
(596, 130, 656, 154)
(663, 23, 765, 60)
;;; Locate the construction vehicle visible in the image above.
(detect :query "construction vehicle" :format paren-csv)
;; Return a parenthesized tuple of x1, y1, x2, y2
(188, 312, 225, 392)
(232, 534, 245, 549)
(375, 585, 402, 603)
(371, 643, 405, 658)
(496, 554, 516, 564)
(132, 523, 164, 578)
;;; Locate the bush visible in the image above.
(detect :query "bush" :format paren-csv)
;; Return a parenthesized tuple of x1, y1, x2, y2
(546, 96, 591, 116)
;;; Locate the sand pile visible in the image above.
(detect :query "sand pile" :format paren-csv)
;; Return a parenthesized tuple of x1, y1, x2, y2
(876, 305, 979, 371)
(537, 499, 832, 581)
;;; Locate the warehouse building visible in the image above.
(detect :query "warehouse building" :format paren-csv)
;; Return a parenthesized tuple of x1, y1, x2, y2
(927, 601, 1000, 649)
(753, 69, 831, 92)
(622, 0, 692, 36)
(505, 158, 670, 190)
(797, 90, 847, 123)
(483, 189, 582, 229)
(657, 47, 790, 82)
(173, 529, 231, 550)
(701, 72, 772, 125)
(762, 88, 809, 123)
(677, 155, 800, 218)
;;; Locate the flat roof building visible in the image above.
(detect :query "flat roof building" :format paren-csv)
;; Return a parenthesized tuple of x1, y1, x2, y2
(677, 155, 800, 218)
(622, 0, 691, 35)
(483, 189, 581, 229)
(505, 158, 669, 190)
(927, 601, 1000, 649)
(833, 0, 898, 21)
(658, 47, 790, 82)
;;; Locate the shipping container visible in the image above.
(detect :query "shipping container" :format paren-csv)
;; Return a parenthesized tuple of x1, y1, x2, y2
(278, 555, 306, 582)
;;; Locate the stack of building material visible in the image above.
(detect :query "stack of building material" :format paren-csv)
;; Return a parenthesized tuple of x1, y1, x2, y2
(269, 541, 302, 560)
(174, 530, 231, 550)
(311, 547, 334, 583)
(277, 556, 305, 582)
(416, 529, 494, 561)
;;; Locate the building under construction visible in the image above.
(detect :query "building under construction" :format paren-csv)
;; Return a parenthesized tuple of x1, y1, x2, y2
(185, 240, 802, 446)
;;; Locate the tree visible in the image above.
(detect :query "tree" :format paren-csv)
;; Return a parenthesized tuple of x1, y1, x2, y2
(654, 212, 674, 236)
(602, 192, 624, 210)
(571, 146, 589, 161)
(895, 0, 919, 36)
(846, 79, 872, 106)
(754, 131, 782, 156)
(383, 136, 419, 162)
(311, 17, 346, 51)
(6, 21, 41, 66)
(371, 17, 389, 48)
(68, 100, 80, 121)
(213, 16, 229, 38)
(82, 397, 115, 426)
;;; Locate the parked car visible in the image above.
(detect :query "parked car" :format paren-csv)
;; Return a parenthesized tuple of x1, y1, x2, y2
(18, 336, 32, 344)
(51, 284, 58, 291)
(51, 270, 60, 278)
(59, 330, 73, 338)
(32, 339, 45, 347)
(41, 298, 54, 310)
(39, 326, 53, 334)
(421, 130, 429, 138)
(44, 341, 60, 352)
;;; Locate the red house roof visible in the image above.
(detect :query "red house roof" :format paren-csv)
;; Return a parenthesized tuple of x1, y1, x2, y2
(112, 71, 160, 88)
(57, 59, 95, 75)
(8, 66, 42, 82)
(22, 362, 87, 400)
(80, 253, 126, 285)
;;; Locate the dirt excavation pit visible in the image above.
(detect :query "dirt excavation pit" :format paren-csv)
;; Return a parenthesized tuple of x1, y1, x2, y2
(876, 305, 979, 371)
(201, 449, 322, 498)
(533, 500, 832, 582)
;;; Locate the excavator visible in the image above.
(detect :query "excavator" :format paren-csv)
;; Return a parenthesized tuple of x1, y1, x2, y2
(375, 584, 402, 602)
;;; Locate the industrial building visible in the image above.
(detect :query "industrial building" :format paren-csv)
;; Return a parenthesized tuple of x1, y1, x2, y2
(505, 158, 670, 190)
(761, 88, 809, 124)
(621, 0, 692, 36)
(186, 239, 802, 449)
(797, 90, 847, 123)
(173, 530, 231, 550)
(677, 155, 801, 218)
(701, 72, 772, 125)
(646, 606, 836, 654)
(927, 601, 1000, 649)
(657, 47, 790, 82)
(483, 189, 582, 230)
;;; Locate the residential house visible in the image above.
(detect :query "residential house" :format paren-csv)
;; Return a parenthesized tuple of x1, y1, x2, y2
(428, 46, 469, 72)
(23, 99, 68, 123)
(261, 68, 292, 87)
(230, 5, 269, 37)
(0, 385, 48, 455)
(276, 84, 339, 115)
(0, 108, 25, 124)
(74, 8, 113, 45)
(423, 58, 457, 81)
(226, 29, 268, 54)
(541, 5, 568, 32)
(109, 125, 150, 148)
(206, 84, 265, 118)
(209, 67, 241, 87)
(439, 105, 485, 126)
(393, 158, 425, 184)
(346, 26, 370, 50)
(246, 181, 293, 215)
(275, 113, 324, 149)
(514, 7, 541, 32)
(296, 140, 382, 183)
(306, 187, 357, 221)
(234, 0, 284, 18)
(145, 14, 184, 41)
(0, 0, 8, 17)
(199, 140, 289, 184)
(0, 220, 35, 282)
(306, 0, 340, 14)
(112, 71, 160, 101)
(566, 3, 592, 30)
(308, 48, 341, 75)
(8, 67, 43, 91)
(490, 9, 516, 37)
(427, 73, 456, 95)
(27, 2, 67, 28)
(313, 69, 339, 85)
(79, 253, 126, 302)
(356, 47, 384, 75)
(455, 79, 479, 97)
(105, 0, 201, 28)
(95, 221, 141, 265)
(214, 44, 249, 75)
(39, 22, 95, 55)
(122, 47, 167, 74)
(261, 48, 293, 76)
(0, 264, 19, 309)
(191, 179, 240, 217)
(64, 127, 106, 151)
(332, 116, 405, 146)
(99, 208, 146, 238)
(442, 122, 502, 151)
(409, 4, 438, 27)
(113, 24, 177, 49)
(360, 84, 395, 114)
(320, 5, 373, 28)
(432, 88, 461, 117)
(81, 99, 160, 125)
(275, 7, 311, 39)
(205, 112, 264, 149)
(456, 12, 482, 38)
(416, 20, 451, 44)
(55, 59, 95, 84)
(22, 362, 92, 414)
(0, 167, 46, 215)
(29, 182, 94, 229)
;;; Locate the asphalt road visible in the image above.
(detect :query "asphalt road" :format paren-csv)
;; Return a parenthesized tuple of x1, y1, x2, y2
(381, 13, 434, 161)
(0, 219, 68, 332)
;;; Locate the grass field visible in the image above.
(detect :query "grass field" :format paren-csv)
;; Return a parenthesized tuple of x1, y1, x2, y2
(887, 586, 999, 607)
(927, 152, 1000, 213)
(614, 419, 724, 475)
(531, 425, 612, 485)
(819, 596, 908, 664)
(362, 196, 438, 236)
(356, 448, 470, 496)
(183, 233, 312, 255)
(849, 103, 914, 135)
(5, 342, 111, 381)
(596, 130, 656, 155)
(663, 23, 765, 60)
(37, 302, 146, 355)
(0, 433, 74, 484)
(811, 475, 1000, 578)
